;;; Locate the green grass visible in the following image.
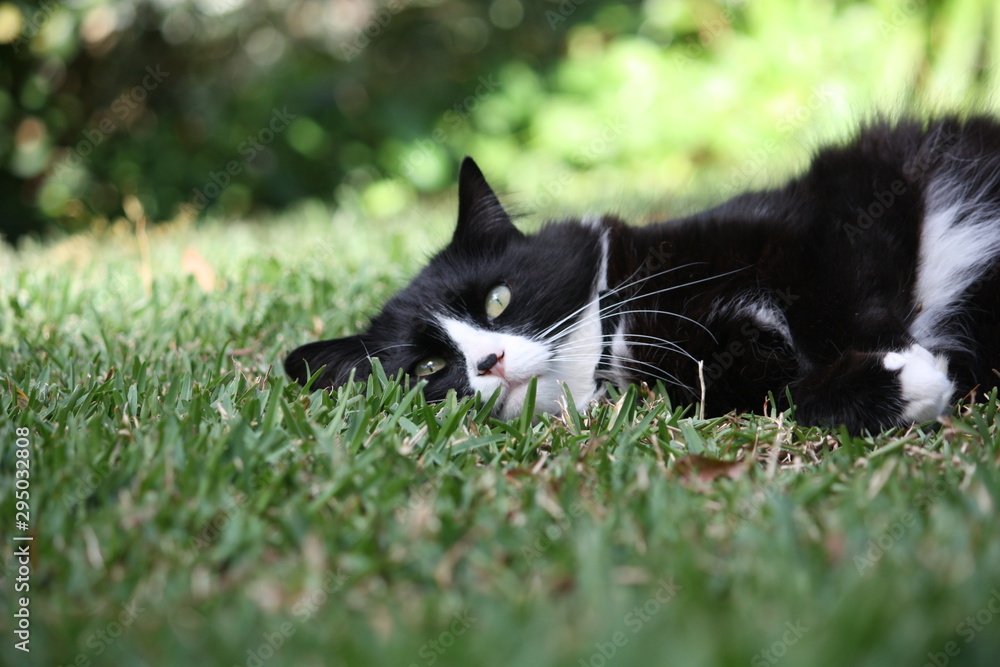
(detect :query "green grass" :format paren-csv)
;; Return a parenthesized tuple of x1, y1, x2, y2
(2, 195, 1000, 667)
(6, 0, 1000, 664)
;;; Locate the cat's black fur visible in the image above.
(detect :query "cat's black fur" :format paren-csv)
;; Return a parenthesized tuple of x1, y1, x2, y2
(287, 116, 1000, 432)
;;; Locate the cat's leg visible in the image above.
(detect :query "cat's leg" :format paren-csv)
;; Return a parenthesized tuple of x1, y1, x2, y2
(793, 344, 955, 432)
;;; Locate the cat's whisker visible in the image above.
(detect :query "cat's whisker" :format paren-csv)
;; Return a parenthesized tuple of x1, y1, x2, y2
(339, 342, 418, 384)
(551, 302, 716, 350)
(554, 333, 699, 365)
(288, 119, 1000, 432)
(559, 351, 686, 384)
(553, 326, 687, 348)
(556, 352, 695, 395)
(558, 340, 697, 365)
(534, 262, 689, 338)
(534, 264, 701, 341)
(535, 262, 711, 339)
(598, 265, 744, 329)
(593, 261, 712, 308)
(542, 267, 747, 345)
(359, 342, 418, 362)
(612, 309, 718, 343)
(596, 267, 752, 334)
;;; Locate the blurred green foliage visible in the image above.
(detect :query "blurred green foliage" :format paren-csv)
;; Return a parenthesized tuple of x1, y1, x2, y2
(1, 0, 1000, 242)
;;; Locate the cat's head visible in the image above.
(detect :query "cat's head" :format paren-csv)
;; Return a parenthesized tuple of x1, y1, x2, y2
(285, 158, 609, 418)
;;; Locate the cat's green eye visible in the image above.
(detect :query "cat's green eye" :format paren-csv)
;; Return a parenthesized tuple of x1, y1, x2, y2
(414, 356, 447, 377)
(485, 284, 512, 320)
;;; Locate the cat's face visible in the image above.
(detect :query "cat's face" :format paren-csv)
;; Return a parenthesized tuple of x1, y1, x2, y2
(286, 158, 609, 418)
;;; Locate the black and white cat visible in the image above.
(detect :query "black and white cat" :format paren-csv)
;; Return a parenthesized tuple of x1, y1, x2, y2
(286, 116, 1000, 432)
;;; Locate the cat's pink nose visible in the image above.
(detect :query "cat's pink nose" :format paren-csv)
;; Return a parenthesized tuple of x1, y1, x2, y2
(476, 351, 505, 378)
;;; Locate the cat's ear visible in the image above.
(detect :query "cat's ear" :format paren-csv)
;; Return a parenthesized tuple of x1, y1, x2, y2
(284, 335, 373, 390)
(454, 157, 523, 247)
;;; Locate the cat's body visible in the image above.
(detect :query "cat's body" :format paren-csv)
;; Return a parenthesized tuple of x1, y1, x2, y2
(287, 116, 1000, 432)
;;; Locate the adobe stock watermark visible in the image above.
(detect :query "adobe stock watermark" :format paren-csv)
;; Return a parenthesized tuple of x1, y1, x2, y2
(199, 0, 246, 15)
(750, 620, 811, 666)
(546, 0, 589, 30)
(694, 0, 750, 50)
(54, 600, 145, 667)
(578, 578, 681, 667)
(393, 477, 442, 521)
(853, 467, 960, 574)
(702, 290, 799, 389)
(625, 240, 801, 396)
(400, 75, 501, 179)
(522, 114, 630, 213)
(573, 116, 629, 165)
(923, 588, 1000, 667)
(51, 66, 170, 177)
(878, 0, 928, 37)
(340, 0, 409, 61)
(406, 609, 478, 667)
(190, 107, 296, 210)
(61, 461, 117, 510)
(718, 85, 842, 198)
(669, 0, 750, 64)
(521, 501, 586, 563)
(841, 128, 961, 244)
(10, 0, 61, 53)
(722, 482, 782, 530)
(842, 179, 908, 244)
(235, 570, 348, 667)
(189, 467, 273, 552)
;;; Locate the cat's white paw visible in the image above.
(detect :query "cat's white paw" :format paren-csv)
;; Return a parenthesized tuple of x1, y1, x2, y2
(882, 344, 954, 423)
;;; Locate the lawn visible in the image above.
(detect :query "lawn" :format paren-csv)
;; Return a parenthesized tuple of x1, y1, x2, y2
(2, 185, 1000, 667)
(5, 0, 1000, 664)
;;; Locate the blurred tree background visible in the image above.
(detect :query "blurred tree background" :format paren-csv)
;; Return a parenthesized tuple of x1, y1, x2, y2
(1, 0, 999, 244)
